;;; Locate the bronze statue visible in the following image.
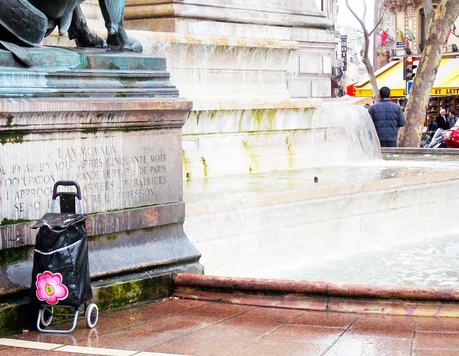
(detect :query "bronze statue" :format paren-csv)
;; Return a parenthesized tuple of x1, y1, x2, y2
(0, 0, 142, 52)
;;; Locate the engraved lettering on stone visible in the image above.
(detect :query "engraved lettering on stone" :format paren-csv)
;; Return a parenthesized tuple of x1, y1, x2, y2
(0, 135, 177, 219)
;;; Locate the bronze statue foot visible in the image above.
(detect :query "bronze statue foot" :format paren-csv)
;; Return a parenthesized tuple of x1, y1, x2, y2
(68, 6, 106, 48)
(107, 29, 142, 52)
(70, 30, 106, 48)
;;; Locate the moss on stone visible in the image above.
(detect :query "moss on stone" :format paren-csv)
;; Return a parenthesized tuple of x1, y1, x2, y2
(0, 301, 32, 336)
(0, 218, 30, 226)
(267, 109, 277, 129)
(286, 135, 295, 169)
(94, 274, 170, 310)
(249, 109, 279, 131)
(106, 233, 118, 241)
(4, 114, 14, 126)
(242, 140, 258, 174)
(119, 77, 148, 87)
(201, 157, 208, 177)
(81, 127, 98, 134)
(252, 109, 264, 126)
(182, 150, 192, 181)
(0, 246, 30, 267)
(208, 111, 218, 120)
(0, 130, 29, 145)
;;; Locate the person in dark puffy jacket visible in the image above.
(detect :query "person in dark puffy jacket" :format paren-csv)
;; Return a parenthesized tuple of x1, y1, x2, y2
(368, 86, 405, 147)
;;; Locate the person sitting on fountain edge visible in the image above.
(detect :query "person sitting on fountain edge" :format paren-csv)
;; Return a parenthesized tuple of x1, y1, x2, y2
(368, 86, 405, 147)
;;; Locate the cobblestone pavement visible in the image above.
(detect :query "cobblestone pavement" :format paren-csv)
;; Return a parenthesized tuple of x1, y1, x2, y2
(2, 298, 459, 355)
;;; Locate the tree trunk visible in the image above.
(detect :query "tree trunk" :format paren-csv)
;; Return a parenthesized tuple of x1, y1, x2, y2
(362, 52, 380, 102)
(399, 0, 459, 147)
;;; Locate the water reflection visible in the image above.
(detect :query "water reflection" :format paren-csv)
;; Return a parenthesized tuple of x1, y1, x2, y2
(271, 235, 459, 288)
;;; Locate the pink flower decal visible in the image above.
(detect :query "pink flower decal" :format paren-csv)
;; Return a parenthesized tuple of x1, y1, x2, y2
(36, 271, 69, 305)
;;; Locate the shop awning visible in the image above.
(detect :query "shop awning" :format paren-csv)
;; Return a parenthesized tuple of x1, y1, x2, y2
(349, 55, 459, 97)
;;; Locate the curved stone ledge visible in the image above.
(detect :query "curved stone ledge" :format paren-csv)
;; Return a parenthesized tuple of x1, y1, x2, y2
(383, 147, 459, 156)
(173, 274, 459, 318)
(174, 274, 459, 302)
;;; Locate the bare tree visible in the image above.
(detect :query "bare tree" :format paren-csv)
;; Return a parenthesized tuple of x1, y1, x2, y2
(399, 0, 459, 147)
(345, 0, 384, 101)
(424, 0, 433, 30)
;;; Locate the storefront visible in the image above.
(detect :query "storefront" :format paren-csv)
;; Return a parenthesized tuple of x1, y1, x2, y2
(347, 54, 459, 123)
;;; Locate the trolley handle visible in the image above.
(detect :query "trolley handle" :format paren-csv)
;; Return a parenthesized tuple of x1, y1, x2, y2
(51, 181, 84, 214)
(52, 181, 82, 200)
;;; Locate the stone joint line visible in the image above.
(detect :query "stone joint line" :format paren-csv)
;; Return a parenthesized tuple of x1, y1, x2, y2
(0, 338, 189, 356)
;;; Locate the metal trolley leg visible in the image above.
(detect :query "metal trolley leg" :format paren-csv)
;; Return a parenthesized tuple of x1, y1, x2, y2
(37, 306, 79, 334)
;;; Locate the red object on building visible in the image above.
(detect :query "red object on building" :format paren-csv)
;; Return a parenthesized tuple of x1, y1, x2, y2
(346, 84, 355, 96)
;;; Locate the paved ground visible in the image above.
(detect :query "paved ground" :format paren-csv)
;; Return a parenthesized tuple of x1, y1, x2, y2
(2, 298, 459, 355)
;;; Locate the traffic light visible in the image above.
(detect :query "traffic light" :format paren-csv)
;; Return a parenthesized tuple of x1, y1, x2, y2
(403, 55, 418, 80)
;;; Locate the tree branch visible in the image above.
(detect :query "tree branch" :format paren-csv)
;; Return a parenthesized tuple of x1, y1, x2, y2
(369, 1, 385, 36)
(345, 0, 368, 33)
(369, 13, 384, 36)
(363, 0, 367, 24)
(345, 0, 379, 101)
(424, 0, 433, 31)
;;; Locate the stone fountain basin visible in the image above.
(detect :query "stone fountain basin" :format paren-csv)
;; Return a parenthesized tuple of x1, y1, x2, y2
(184, 158, 459, 288)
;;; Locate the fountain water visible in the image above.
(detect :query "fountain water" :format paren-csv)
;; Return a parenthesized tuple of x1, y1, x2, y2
(183, 104, 459, 288)
(310, 104, 382, 163)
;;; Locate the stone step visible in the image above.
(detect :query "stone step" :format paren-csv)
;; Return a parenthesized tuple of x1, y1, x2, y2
(0, 48, 178, 98)
(0, 48, 167, 71)
(0, 88, 179, 98)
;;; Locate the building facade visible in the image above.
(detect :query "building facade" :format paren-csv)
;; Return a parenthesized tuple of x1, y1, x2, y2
(375, 0, 459, 68)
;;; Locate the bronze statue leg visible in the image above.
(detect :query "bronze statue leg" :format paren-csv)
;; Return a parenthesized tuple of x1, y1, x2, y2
(98, 0, 142, 52)
(68, 6, 105, 48)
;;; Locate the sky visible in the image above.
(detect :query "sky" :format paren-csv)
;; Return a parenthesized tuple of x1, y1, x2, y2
(337, 0, 375, 30)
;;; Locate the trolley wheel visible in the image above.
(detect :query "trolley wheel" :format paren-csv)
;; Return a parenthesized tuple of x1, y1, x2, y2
(39, 306, 53, 327)
(85, 303, 98, 328)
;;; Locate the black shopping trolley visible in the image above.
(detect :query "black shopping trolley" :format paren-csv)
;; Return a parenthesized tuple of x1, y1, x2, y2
(30, 181, 98, 333)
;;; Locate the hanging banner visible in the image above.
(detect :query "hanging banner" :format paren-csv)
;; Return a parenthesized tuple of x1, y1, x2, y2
(341, 35, 348, 72)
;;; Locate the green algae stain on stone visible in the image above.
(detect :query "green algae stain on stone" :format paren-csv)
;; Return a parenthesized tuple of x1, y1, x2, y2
(242, 140, 258, 174)
(0, 246, 30, 267)
(0, 301, 32, 336)
(201, 157, 208, 177)
(4, 114, 14, 126)
(286, 135, 295, 169)
(250, 109, 278, 131)
(0, 130, 29, 145)
(0, 218, 30, 226)
(182, 149, 192, 181)
(237, 110, 246, 132)
(81, 127, 98, 134)
(208, 110, 218, 121)
(94, 275, 170, 310)
(267, 109, 277, 129)
(252, 109, 264, 130)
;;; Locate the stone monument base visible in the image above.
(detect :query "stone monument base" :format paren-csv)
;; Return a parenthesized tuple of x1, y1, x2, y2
(0, 49, 201, 334)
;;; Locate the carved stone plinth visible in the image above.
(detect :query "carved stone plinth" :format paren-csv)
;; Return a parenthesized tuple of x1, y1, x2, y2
(0, 50, 201, 300)
(121, 0, 338, 99)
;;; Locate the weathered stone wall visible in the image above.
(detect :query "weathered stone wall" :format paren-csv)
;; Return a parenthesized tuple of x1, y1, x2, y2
(0, 96, 201, 297)
(118, 0, 338, 99)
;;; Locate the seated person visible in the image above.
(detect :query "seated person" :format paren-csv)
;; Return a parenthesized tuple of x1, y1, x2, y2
(435, 108, 450, 130)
